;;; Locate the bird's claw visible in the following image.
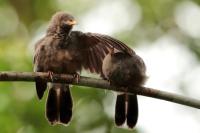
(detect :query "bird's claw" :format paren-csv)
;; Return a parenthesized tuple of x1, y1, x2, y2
(73, 73, 80, 83)
(48, 71, 54, 82)
(107, 80, 111, 85)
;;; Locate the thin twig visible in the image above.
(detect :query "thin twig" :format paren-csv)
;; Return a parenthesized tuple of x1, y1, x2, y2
(0, 71, 200, 109)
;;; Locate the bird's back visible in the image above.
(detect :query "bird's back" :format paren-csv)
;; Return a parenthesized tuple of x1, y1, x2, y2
(109, 52, 146, 87)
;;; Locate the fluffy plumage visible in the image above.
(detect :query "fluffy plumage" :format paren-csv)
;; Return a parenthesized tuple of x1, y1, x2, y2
(102, 50, 147, 128)
(34, 11, 134, 125)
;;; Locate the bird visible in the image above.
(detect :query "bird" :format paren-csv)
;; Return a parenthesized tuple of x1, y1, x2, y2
(102, 48, 147, 128)
(33, 11, 134, 125)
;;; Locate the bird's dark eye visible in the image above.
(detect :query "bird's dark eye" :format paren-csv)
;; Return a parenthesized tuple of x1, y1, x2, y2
(68, 19, 74, 22)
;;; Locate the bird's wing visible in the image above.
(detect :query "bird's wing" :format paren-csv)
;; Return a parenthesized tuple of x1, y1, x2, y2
(33, 38, 46, 72)
(71, 31, 135, 74)
(33, 37, 48, 100)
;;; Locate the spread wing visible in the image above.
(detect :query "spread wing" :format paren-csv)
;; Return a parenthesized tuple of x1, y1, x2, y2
(71, 31, 135, 74)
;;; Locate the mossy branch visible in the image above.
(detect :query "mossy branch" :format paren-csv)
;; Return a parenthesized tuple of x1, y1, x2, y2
(0, 71, 200, 109)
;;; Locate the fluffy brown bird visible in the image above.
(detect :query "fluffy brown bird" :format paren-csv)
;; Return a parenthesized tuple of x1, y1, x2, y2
(34, 11, 134, 125)
(102, 49, 147, 128)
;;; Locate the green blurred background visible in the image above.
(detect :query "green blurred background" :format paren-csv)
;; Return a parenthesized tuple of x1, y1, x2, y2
(0, 0, 200, 133)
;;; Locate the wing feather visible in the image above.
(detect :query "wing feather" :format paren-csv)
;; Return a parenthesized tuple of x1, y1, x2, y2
(71, 31, 135, 74)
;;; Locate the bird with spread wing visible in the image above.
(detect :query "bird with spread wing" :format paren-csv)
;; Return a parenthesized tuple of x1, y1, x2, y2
(33, 11, 134, 126)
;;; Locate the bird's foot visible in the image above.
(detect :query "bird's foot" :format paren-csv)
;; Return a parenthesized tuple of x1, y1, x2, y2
(107, 80, 111, 85)
(48, 71, 54, 82)
(73, 73, 80, 83)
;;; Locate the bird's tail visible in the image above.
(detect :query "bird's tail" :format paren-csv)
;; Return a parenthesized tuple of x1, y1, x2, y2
(115, 93, 126, 126)
(46, 83, 73, 125)
(126, 93, 138, 128)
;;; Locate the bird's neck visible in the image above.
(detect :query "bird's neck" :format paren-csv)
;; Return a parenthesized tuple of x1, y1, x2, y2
(47, 25, 72, 38)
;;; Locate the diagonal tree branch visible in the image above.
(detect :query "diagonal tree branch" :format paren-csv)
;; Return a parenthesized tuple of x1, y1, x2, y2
(0, 71, 200, 109)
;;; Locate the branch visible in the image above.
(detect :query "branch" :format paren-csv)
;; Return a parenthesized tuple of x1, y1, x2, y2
(0, 71, 200, 109)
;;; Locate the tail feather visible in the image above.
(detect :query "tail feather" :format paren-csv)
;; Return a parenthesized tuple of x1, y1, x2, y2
(115, 93, 126, 126)
(46, 86, 59, 125)
(35, 77, 47, 100)
(59, 85, 73, 124)
(46, 84, 73, 125)
(126, 94, 138, 128)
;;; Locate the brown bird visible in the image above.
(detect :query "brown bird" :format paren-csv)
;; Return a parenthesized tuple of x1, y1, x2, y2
(33, 11, 134, 125)
(102, 49, 147, 128)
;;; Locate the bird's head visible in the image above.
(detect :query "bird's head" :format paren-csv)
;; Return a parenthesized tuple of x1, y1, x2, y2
(47, 11, 77, 35)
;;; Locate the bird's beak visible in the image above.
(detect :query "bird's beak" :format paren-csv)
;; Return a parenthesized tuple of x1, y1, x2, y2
(66, 20, 77, 26)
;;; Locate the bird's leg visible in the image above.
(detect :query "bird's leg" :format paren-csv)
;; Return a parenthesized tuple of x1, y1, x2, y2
(105, 79, 112, 86)
(48, 71, 54, 82)
(72, 73, 80, 83)
(100, 73, 107, 80)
